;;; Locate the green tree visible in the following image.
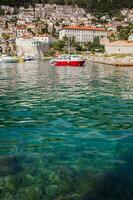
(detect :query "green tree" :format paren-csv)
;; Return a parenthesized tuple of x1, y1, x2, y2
(0, 0, 132, 14)
(44, 23, 49, 34)
(89, 36, 105, 52)
(62, 35, 68, 43)
(117, 25, 132, 40)
(2, 33, 10, 40)
(74, 42, 85, 52)
(52, 25, 56, 36)
(0, 7, 5, 16)
(70, 36, 76, 46)
(51, 40, 65, 51)
(5, 21, 8, 28)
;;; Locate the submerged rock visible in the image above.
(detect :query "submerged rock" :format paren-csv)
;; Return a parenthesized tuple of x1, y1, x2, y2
(0, 177, 5, 191)
(48, 172, 60, 184)
(0, 156, 21, 176)
(5, 176, 16, 192)
(15, 186, 41, 200)
(19, 174, 35, 188)
(45, 184, 60, 199)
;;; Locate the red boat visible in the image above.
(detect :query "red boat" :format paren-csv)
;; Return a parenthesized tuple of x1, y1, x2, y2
(50, 55, 86, 66)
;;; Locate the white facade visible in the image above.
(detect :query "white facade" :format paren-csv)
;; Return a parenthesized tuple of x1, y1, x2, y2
(33, 36, 55, 44)
(17, 20, 26, 25)
(16, 37, 38, 58)
(128, 34, 133, 41)
(59, 26, 108, 43)
(16, 28, 27, 37)
(16, 35, 55, 58)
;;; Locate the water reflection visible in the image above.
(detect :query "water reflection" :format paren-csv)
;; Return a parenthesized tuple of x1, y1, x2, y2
(0, 61, 133, 199)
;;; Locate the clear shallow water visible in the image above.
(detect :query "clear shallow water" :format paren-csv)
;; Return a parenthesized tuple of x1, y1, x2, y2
(0, 61, 133, 200)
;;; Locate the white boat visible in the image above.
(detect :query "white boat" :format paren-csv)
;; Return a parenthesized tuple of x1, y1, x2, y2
(24, 56, 35, 62)
(0, 58, 3, 64)
(1, 56, 19, 63)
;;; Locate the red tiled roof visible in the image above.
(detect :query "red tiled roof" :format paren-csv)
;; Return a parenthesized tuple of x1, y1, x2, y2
(17, 35, 33, 39)
(63, 26, 107, 31)
(16, 25, 27, 30)
(25, 22, 35, 26)
(34, 34, 51, 37)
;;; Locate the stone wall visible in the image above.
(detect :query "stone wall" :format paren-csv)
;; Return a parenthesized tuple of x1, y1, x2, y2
(105, 45, 133, 55)
(86, 55, 133, 66)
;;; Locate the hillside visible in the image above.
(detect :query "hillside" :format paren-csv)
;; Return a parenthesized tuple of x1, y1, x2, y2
(0, 0, 133, 14)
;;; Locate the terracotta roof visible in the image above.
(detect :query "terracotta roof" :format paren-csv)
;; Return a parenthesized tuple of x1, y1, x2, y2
(17, 35, 33, 39)
(63, 26, 106, 31)
(25, 22, 35, 26)
(16, 26, 27, 30)
(34, 34, 51, 37)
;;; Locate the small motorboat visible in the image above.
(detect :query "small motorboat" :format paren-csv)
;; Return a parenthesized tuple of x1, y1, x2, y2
(24, 56, 35, 62)
(0, 58, 3, 64)
(50, 55, 86, 66)
(2, 56, 19, 63)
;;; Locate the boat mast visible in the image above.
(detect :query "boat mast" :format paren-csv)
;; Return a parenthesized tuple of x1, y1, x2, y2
(68, 37, 71, 55)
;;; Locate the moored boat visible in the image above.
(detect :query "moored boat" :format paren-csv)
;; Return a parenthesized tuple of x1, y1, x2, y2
(24, 56, 35, 62)
(0, 58, 3, 64)
(1, 56, 19, 63)
(50, 55, 86, 66)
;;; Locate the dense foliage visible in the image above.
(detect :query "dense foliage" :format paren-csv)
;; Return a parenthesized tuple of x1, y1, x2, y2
(0, 0, 132, 14)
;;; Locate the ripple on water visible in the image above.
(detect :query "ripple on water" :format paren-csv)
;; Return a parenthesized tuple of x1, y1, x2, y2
(0, 61, 133, 199)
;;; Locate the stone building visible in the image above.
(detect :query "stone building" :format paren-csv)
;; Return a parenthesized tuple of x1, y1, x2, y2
(16, 35, 56, 59)
(59, 26, 108, 43)
(103, 40, 133, 55)
(16, 26, 27, 37)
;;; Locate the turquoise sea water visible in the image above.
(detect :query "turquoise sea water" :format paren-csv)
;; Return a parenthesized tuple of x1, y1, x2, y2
(0, 61, 133, 200)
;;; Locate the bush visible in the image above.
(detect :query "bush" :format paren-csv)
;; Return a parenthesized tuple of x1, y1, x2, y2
(44, 49, 56, 57)
(51, 40, 65, 51)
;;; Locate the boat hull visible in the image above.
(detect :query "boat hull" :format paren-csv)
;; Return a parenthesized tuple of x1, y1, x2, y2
(2, 57, 19, 63)
(3, 60, 19, 63)
(24, 56, 35, 62)
(54, 60, 86, 66)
